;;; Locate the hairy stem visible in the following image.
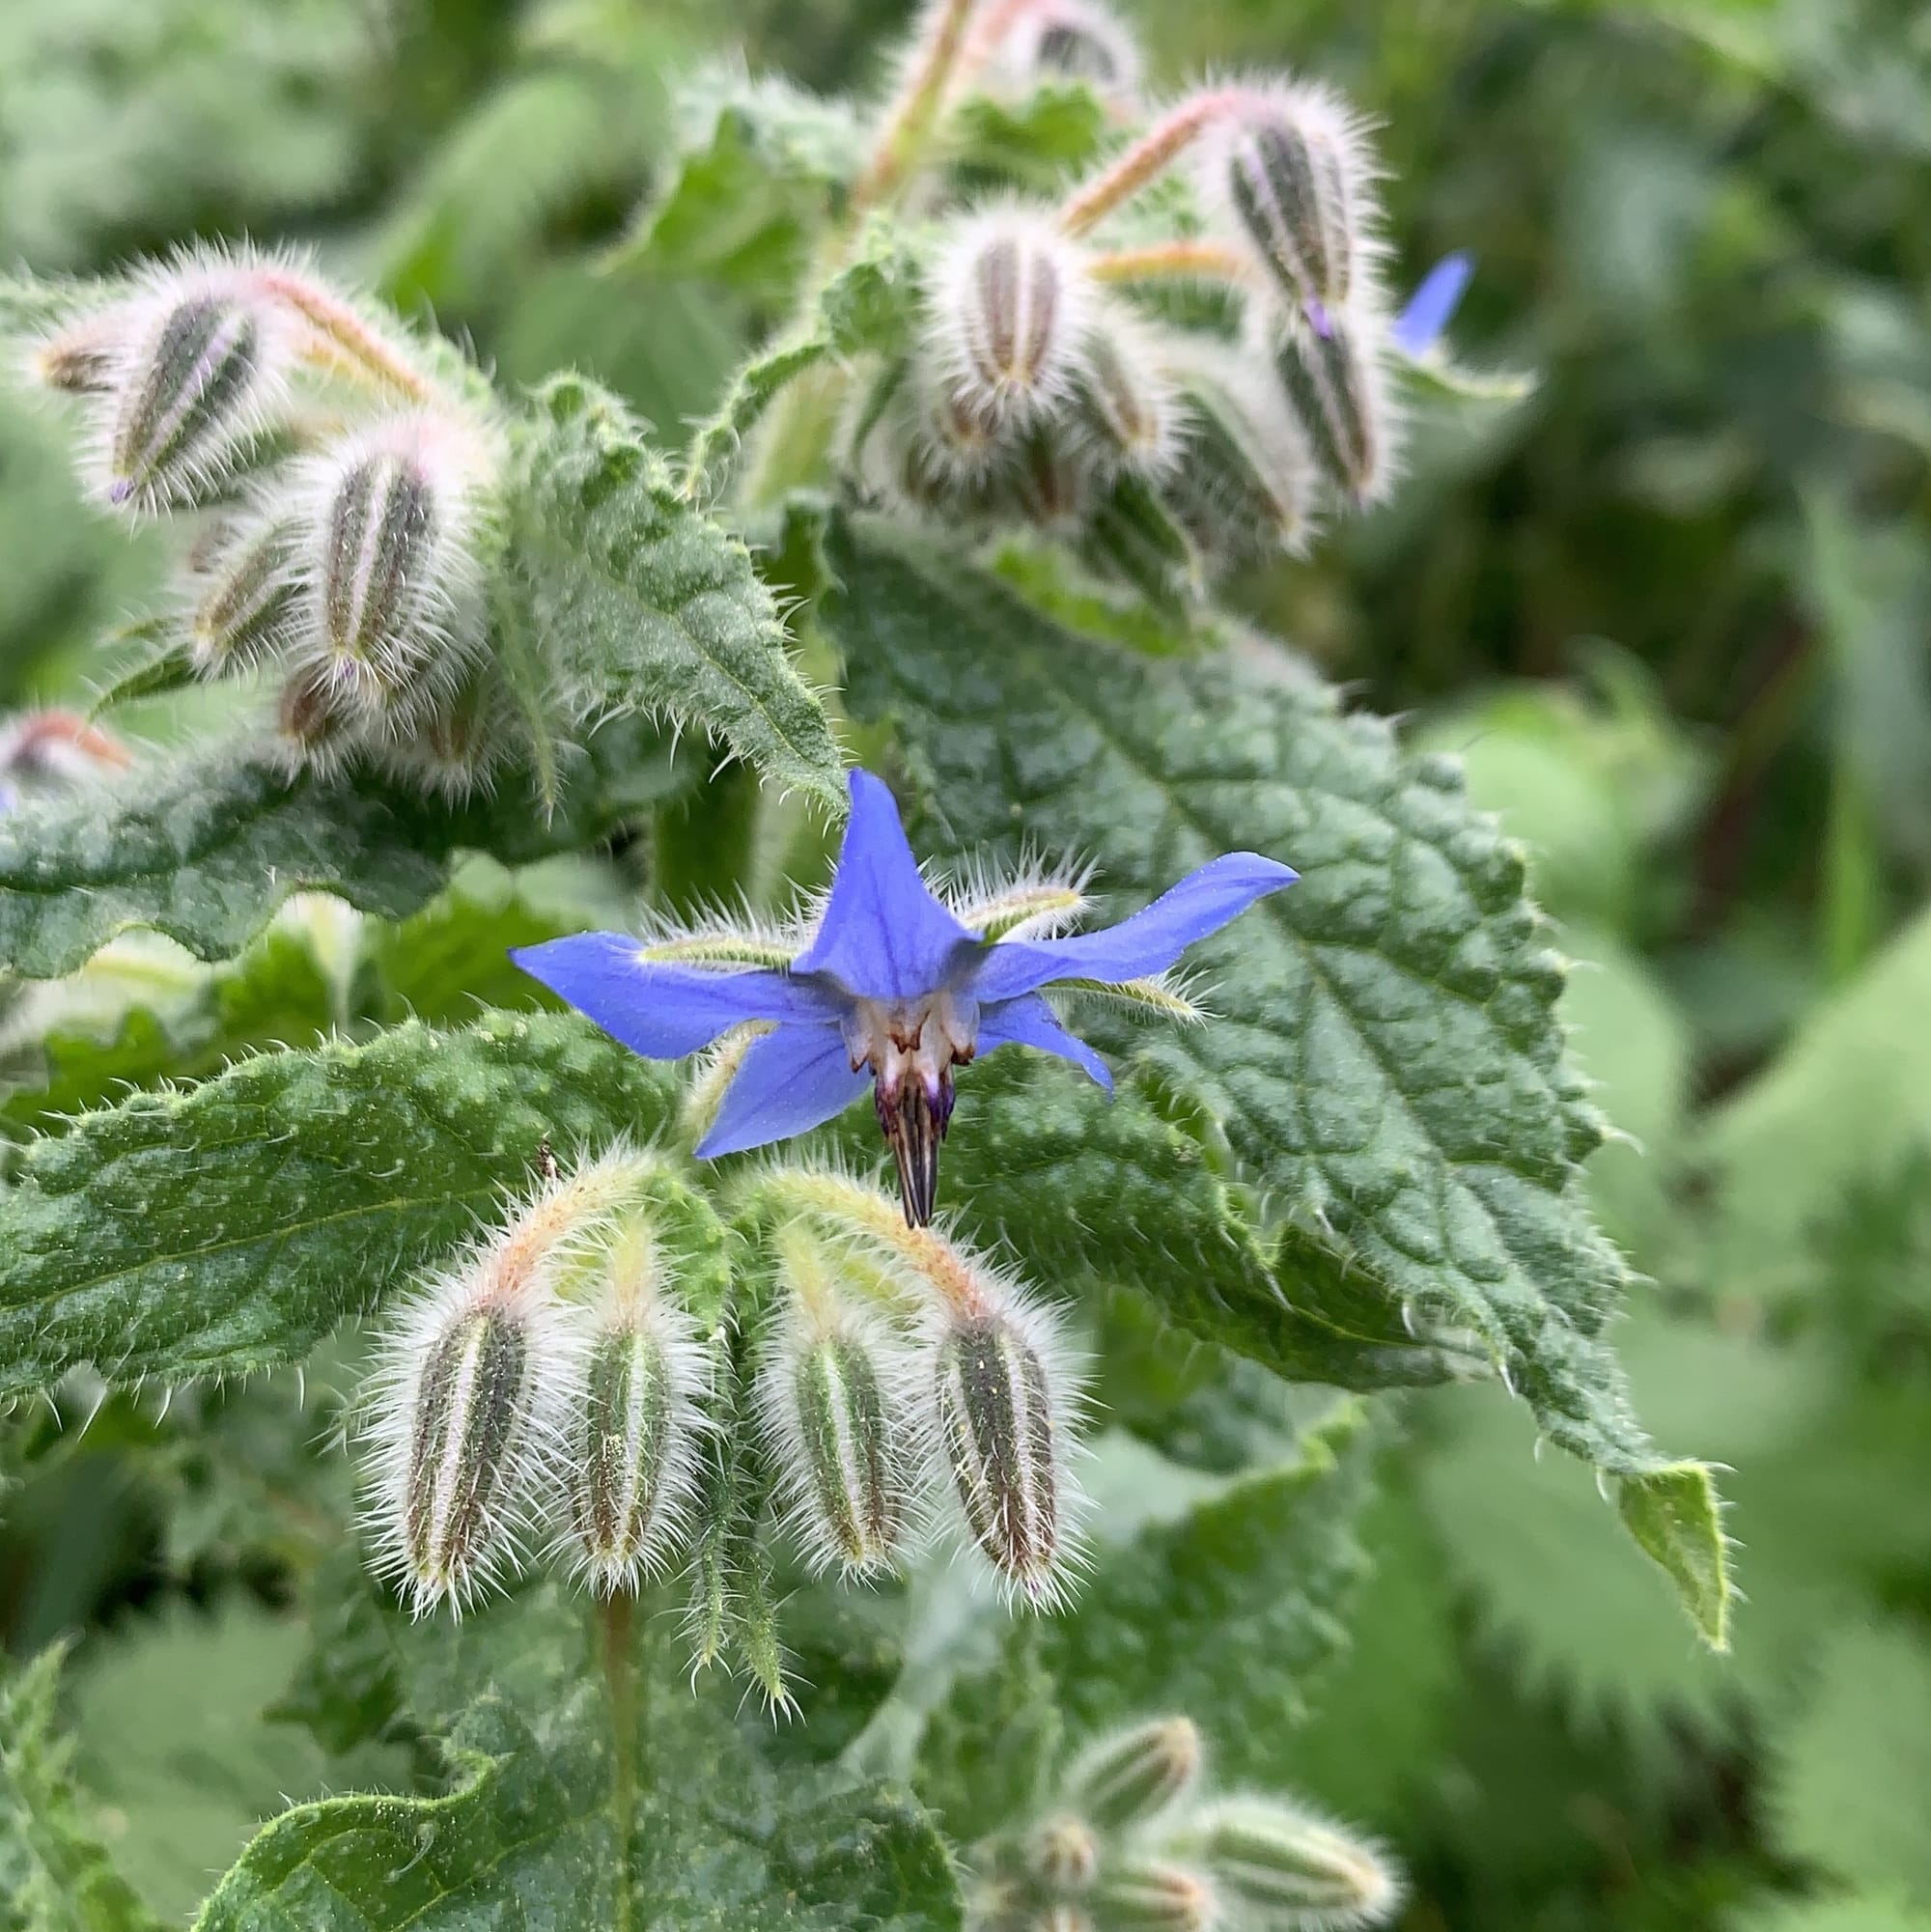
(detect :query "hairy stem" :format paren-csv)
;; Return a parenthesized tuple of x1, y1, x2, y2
(255, 269, 434, 402)
(1058, 90, 1245, 237)
(851, 0, 981, 213)
(600, 1587, 640, 1932)
(1085, 240, 1255, 286)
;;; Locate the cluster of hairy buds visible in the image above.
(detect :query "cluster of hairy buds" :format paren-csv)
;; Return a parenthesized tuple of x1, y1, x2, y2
(359, 1150, 1086, 1631)
(834, 1, 1460, 602)
(21, 246, 507, 797)
(970, 1717, 1403, 1932)
(748, 1169, 1086, 1603)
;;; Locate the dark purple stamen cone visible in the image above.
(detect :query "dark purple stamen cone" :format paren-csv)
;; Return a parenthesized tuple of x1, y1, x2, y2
(878, 1076, 954, 1226)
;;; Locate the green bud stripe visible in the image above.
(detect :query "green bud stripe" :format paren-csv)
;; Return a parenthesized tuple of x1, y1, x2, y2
(1029, 1815, 1101, 1891)
(403, 1309, 531, 1593)
(797, 1334, 900, 1567)
(1230, 123, 1352, 310)
(1080, 333, 1160, 455)
(1171, 383, 1307, 552)
(1091, 1862, 1217, 1932)
(934, 1313, 1057, 1582)
(195, 522, 297, 662)
(324, 451, 435, 665)
(1070, 1719, 1201, 1831)
(112, 297, 260, 503)
(574, 1325, 674, 1565)
(1197, 1808, 1379, 1913)
(1272, 322, 1375, 495)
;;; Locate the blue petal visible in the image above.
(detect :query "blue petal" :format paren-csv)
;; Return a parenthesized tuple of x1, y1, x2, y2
(790, 770, 978, 1000)
(511, 933, 842, 1059)
(1392, 252, 1473, 358)
(695, 1025, 871, 1159)
(977, 994, 1113, 1093)
(966, 853, 1297, 1004)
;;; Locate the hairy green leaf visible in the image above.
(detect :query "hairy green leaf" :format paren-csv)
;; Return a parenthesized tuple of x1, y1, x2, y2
(819, 512, 1729, 1641)
(199, 1584, 960, 1932)
(0, 1646, 157, 1932)
(0, 1012, 678, 1398)
(508, 376, 844, 807)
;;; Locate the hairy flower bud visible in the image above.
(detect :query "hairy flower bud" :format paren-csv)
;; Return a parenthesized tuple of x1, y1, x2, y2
(760, 1229, 916, 1576)
(925, 210, 1094, 426)
(27, 314, 122, 397)
(1091, 1862, 1217, 1932)
(290, 411, 490, 725)
(1204, 84, 1379, 319)
(1066, 1717, 1203, 1832)
(1262, 307, 1399, 507)
(187, 516, 300, 672)
(1180, 1801, 1401, 1929)
(1075, 313, 1181, 478)
(1029, 1814, 1102, 1893)
(1164, 351, 1319, 561)
(362, 1148, 657, 1614)
(928, 1290, 1079, 1600)
(91, 268, 294, 515)
(271, 659, 361, 778)
(376, 668, 512, 800)
(565, 1216, 705, 1594)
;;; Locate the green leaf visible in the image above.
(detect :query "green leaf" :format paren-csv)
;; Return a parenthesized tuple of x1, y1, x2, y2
(0, 1646, 158, 1932)
(508, 376, 844, 809)
(612, 69, 864, 294)
(682, 224, 927, 499)
(0, 1012, 679, 1399)
(848, 1054, 1474, 1392)
(68, 1599, 389, 1924)
(819, 511, 1730, 1641)
(0, 747, 605, 981)
(942, 83, 1110, 193)
(199, 1585, 961, 1932)
(1730, 1900, 1931, 1932)
(917, 1404, 1374, 1839)
(1765, 1618, 1931, 1898)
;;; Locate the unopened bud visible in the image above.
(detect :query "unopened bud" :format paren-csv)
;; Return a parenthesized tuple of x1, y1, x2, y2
(1005, 424, 1094, 534)
(272, 659, 361, 779)
(1181, 1801, 1402, 1929)
(376, 668, 510, 800)
(1041, 1910, 1097, 1932)
(28, 314, 122, 396)
(1091, 1862, 1217, 1932)
(1263, 309, 1398, 507)
(1028, 1814, 1101, 1893)
(98, 288, 285, 515)
(1208, 86, 1377, 317)
(761, 1233, 915, 1576)
(929, 1295, 1077, 1599)
(188, 517, 299, 672)
(567, 1217, 705, 1593)
(1066, 1717, 1202, 1832)
(1165, 351, 1318, 560)
(1075, 315, 1181, 478)
(1080, 472, 1197, 609)
(1024, 2, 1142, 98)
(294, 412, 490, 724)
(926, 210, 1093, 425)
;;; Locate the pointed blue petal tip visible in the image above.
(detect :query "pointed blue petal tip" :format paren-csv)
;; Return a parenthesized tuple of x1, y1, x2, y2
(1393, 251, 1474, 358)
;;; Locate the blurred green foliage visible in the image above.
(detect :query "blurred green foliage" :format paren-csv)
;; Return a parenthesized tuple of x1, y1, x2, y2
(1, 1, 1929, 1928)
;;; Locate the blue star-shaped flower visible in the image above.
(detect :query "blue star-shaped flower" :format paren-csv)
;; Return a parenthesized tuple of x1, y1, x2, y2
(513, 770, 1296, 1223)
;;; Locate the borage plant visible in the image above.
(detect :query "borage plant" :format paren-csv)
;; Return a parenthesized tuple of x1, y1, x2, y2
(0, 2, 1727, 1927)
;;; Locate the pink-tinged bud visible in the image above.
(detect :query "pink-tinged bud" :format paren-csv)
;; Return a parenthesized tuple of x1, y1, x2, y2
(1029, 1814, 1102, 1893)
(1065, 1717, 1203, 1831)
(925, 210, 1095, 426)
(1177, 1800, 1402, 1929)
(1009, 0, 1142, 102)
(0, 711, 130, 791)
(289, 411, 490, 726)
(87, 266, 295, 517)
(927, 1287, 1081, 1602)
(27, 313, 123, 396)
(564, 1216, 706, 1595)
(1260, 305, 1401, 507)
(1090, 1862, 1218, 1932)
(1201, 83, 1381, 318)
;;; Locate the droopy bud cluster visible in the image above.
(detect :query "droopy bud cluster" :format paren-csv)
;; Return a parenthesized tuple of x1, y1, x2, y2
(20, 244, 509, 797)
(360, 1146, 704, 1616)
(743, 1170, 1087, 1604)
(967, 1716, 1402, 1932)
(815, 0, 1469, 598)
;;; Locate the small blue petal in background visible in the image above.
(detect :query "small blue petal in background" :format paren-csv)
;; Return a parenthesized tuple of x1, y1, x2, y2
(1392, 251, 1474, 358)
